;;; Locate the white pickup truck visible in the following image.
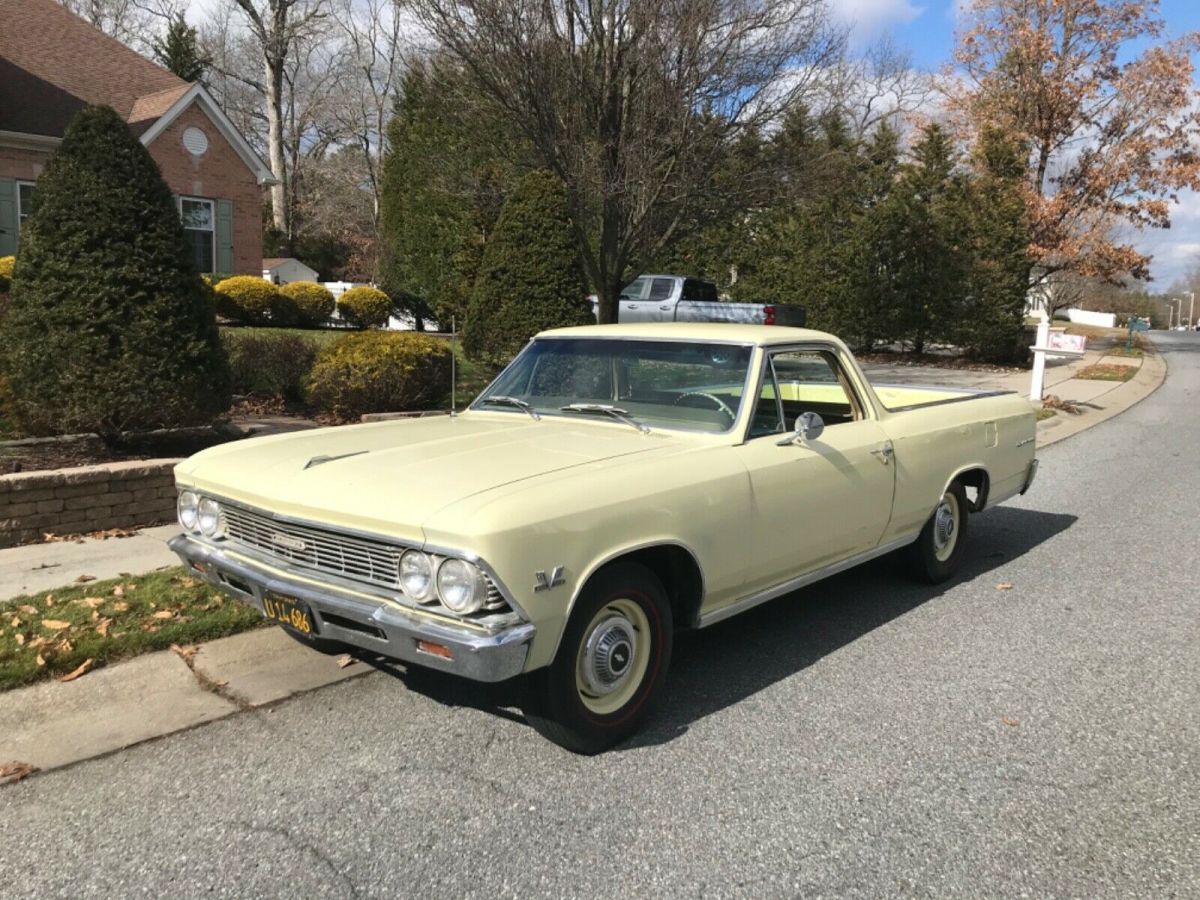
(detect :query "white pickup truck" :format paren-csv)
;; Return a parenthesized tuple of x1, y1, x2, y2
(592, 274, 807, 326)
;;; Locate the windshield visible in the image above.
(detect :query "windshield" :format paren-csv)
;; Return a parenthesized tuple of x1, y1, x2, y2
(474, 338, 754, 433)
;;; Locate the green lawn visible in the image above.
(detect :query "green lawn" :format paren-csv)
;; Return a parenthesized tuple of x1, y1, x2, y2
(0, 568, 264, 691)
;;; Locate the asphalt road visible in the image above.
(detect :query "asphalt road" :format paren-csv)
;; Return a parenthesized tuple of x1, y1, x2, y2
(2, 334, 1198, 898)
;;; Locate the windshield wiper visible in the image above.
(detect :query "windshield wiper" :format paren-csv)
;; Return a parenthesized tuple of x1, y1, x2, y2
(480, 395, 540, 420)
(559, 403, 650, 433)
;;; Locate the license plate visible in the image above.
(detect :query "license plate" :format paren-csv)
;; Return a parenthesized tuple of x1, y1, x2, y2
(262, 592, 318, 636)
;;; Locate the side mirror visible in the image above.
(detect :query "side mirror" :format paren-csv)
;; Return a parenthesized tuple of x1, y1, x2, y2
(777, 411, 825, 446)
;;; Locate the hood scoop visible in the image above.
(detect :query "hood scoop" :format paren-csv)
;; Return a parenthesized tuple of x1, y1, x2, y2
(304, 450, 370, 470)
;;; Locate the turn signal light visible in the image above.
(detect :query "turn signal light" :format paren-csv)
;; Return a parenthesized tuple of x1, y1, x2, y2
(416, 640, 453, 660)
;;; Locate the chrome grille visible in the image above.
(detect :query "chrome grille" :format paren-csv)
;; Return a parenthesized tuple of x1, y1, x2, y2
(220, 503, 504, 609)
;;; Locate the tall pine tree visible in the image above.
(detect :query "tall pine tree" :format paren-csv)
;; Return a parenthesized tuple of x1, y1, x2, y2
(154, 15, 208, 82)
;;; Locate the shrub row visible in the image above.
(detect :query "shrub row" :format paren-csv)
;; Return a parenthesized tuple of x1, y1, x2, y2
(0, 255, 13, 293)
(224, 329, 453, 421)
(213, 278, 390, 330)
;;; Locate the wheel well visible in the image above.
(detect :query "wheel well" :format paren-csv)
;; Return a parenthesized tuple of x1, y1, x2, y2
(954, 468, 990, 512)
(602, 545, 704, 630)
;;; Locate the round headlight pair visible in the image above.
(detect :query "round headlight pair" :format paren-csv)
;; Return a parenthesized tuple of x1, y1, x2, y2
(399, 550, 487, 615)
(177, 491, 224, 538)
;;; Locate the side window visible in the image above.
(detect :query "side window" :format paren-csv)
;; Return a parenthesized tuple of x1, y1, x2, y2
(620, 277, 648, 300)
(749, 349, 862, 439)
(649, 278, 674, 301)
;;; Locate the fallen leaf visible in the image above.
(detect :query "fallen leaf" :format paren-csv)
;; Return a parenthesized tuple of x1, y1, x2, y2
(142, 624, 159, 633)
(9, 617, 19, 629)
(173, 576, 199, 589)
(96, 618, 111, 638)
(40, 619, 71, 631)
(151, 610, 175, 620)
(35, 653, 46, 667)
(124, 583, 138, 592)
(44, 595, 55, 607)
(111, 601, 129, 613)
(60, 659, 94, 682)
(14, 634, 25, 647)
(112, 585, 124, 598)
(996, 583, 1013, 591)
(1001, 717, 1020, 727)
(27, 636, 47, 649)
(74, 575, 95, 584)
(18, 605, 37, 615)
(57, 639, 73, 653)
(78, 597, 105, 608)
(0, 761, 38, 784)
(91, 611, 98, 621)
(335, 654, 355, 669)
(170, 643, 198, 663)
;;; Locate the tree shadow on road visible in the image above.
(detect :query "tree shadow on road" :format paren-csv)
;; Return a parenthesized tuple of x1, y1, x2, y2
(361, 505, 1077, 749)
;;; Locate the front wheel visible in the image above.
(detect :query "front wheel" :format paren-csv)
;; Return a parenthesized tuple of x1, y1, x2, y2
(906, 482, 970, 583)
(525, 562, 672, 754)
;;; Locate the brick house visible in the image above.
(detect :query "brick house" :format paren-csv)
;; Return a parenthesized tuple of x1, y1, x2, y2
(0, 0, 274, 274)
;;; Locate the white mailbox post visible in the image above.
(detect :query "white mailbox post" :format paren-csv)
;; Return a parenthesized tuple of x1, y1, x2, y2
(1029, 317, 1087, 403)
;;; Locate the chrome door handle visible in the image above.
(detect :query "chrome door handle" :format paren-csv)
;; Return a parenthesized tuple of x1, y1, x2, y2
(871, 444, 894, 465)
(659, 305, 672, 310)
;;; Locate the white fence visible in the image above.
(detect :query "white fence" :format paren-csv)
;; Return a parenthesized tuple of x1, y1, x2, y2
(1066, 308, 1117, 329)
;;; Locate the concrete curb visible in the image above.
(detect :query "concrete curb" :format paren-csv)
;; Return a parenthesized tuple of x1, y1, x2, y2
(0, 628, 372, 781)
(1035, 343, 1167, 449)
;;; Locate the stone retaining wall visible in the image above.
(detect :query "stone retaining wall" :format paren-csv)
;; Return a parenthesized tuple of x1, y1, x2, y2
(0, 459, 181, 548)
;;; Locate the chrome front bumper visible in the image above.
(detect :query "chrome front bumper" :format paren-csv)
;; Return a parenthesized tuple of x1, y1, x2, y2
(168, 535, 535, 682)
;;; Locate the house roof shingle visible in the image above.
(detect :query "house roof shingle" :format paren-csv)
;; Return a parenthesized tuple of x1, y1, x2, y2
(0, 0, 189, 138)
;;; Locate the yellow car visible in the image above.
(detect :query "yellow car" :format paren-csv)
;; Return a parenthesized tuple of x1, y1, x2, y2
(171, 324, 1037, 753)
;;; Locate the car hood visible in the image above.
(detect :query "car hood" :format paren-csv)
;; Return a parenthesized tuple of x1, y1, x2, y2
(176, 413, 681, 543)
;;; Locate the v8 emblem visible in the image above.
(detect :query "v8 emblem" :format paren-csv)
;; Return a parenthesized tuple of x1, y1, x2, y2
(533, 566, 566, 592)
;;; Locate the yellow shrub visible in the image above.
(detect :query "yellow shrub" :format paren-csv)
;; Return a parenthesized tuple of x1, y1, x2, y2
(0, 255, 14, 292)
(279, 281, 335, 328)
(214, 276, 284, 325)
(307, 332, 453, 421)
(337, 286, 392, 329)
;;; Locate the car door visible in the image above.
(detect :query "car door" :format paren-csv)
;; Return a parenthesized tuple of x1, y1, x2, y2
(736, 347, 896, 594)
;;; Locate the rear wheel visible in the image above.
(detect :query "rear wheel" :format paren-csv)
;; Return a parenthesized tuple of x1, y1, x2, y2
(526, 562, 672, 754)
(907, 482, 969, 583)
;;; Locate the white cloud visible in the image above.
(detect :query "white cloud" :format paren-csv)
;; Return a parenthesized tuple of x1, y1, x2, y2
(827, 0, 925, 41)
(1139, 188, 1200, 288)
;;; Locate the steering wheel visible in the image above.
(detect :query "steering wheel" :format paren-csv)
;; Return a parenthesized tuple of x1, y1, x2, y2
(672, 391, 736, 424)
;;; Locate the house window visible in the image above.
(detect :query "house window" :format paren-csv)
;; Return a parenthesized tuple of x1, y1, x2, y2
(179, 197, 215, 273)
(16, 181, 35, 236)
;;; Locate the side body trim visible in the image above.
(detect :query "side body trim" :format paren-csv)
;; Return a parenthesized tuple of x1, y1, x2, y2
(698, 533, 918, 628)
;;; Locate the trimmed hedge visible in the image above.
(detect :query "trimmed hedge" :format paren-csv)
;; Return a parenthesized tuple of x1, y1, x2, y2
(307, 332, 452, 421)
(214, 276, 285, 325)
(280, 281, 335, 328)
(337, 286, 392, 329)
(0, 105, 230, 440)
(223, 331, 318, 402)
(0, 255, 13, 293)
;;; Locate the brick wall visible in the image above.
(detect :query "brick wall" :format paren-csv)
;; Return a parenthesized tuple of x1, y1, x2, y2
(147, 103, 263, 275)
(0, 145, 49, 181)
(0, 459, 180, 548)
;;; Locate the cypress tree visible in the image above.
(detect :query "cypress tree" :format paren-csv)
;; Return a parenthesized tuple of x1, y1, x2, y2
(0, 105, 230, 440)
(463, 170, 592, 362)
(154, 15, 209, 83)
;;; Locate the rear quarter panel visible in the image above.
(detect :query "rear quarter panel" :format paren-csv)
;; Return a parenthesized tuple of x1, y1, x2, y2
(880, 393, 1036, 542)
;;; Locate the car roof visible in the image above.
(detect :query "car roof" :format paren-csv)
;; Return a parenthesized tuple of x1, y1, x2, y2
(535, 322, 838, 347)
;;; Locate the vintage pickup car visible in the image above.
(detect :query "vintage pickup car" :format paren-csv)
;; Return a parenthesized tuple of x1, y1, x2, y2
(170, 324, 1038, 753)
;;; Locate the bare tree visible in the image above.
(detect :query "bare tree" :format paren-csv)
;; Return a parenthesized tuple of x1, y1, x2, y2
(328, 0, 409, 228)
(412, 0, 843, 322)
(827, 38, 935, 139)
(216, 0, 328, 235)
(58, 0, 183, 52)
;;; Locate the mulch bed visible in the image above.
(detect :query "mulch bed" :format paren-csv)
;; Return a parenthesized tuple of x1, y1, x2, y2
(0, 427, 242, 475)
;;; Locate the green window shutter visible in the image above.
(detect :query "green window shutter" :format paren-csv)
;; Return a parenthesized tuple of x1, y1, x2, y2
(215, 199, 233, 273)
(0, 178, 17, 257)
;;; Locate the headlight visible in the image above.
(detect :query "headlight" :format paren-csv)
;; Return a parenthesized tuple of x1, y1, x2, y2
(178, 491, 199, 531)
(436, 558, 487, 615)
(197, 497, 224, 537)
(400, 550, 434, 600)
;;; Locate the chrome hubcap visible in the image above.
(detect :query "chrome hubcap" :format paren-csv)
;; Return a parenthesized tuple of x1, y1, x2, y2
(934, 502, 955, 550)
(580, 615, 638, 697)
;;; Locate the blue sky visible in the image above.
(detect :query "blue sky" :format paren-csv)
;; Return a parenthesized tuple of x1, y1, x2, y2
(830, 0, 1200, 289)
